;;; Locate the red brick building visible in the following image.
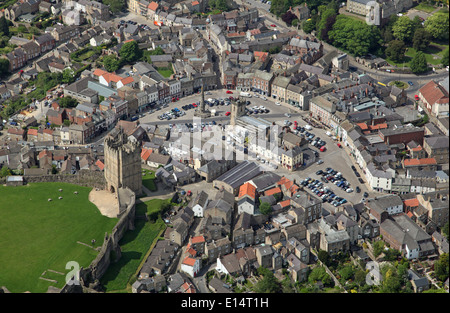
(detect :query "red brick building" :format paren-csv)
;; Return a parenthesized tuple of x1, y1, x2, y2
(378, 125, 424, 146)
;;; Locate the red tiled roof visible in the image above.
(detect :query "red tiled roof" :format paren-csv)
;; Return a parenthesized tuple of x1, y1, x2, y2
(191, 1, 199, 5)
(141, 148, 152, 161)
(27, 128, 38, 136)
(120, 76, 134, 85)
(182, 256, 197, 267)
(403, 198, 419, 208)
(264, 187, 282, 197)
(191, 235, 205, 244)
(403, 158, 437, 166)
(238, 182, 256, 199)
(279, 199, 291, 208)
(93, 68, 108, 77)
(419, 80, 449, 106)
(148, 1, 158, 11)
(96, 159, 104, 170)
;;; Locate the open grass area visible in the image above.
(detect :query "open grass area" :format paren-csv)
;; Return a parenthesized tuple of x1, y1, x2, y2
(387, 42, 448, 68)
(100, 198, 169, 292)
(156, 66, 174, 78)
(414, 3, 438, 13)
(141, 169, 157, 191)
(0, 183, 118, 293)
(100, 218, 166, 292)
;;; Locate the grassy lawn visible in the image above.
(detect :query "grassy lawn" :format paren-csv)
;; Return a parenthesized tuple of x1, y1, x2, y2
(100, 198, 170, 292)
(388, 80, 408, 89)
(100, 218, 166, 292)
(156, 66, 174, 78)
(141, 169, 157, 191)
(414, 3, 437, 13)
(387, 42, 448, 68)
(0, 183, 118, 293)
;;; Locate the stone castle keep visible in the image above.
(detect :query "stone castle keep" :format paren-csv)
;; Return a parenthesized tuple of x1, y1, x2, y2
(104, 127, 142, 196)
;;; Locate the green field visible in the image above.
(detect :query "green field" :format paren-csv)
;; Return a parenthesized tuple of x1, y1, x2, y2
(100, 198, 169, 292)
(0, 183, 118, 293)
(142, 169, 157, 191)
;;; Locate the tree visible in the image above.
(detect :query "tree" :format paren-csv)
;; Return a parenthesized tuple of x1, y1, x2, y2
(0, 165, 11, 178)
(0, 16, 9, 37)
(412, 28, 431, 52)
(103, 55, 121, 72)
(59, 96, 78, 108)
(424, 12, 449, 41)
(316, 8, 336, 41)
(410, 51, 428, 74)
(254, 267, 281, 293)
(281, 11, 297, 26)
(392, 16, 415, 43)
(373, 240, 385, 257)
(308, 266, 333, 287)
(302, 14, 318, 34)
(385, 40, 407, 63)
(441, 48, 449, 67)
(0, 58, 9, 77)
(102, 0, 125, 13)
(338, 265, 355, 281)
(434, 253, 449, 282)
(317, 249, 331, 266)
(119, 40, 142, 63)
(328, 16, 382, 57)
(259, 202, 272, 215)
(62, 68, 75, 84)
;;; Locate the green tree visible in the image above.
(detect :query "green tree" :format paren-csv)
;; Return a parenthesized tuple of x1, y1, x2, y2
(410, 51, 428, 74)
(0, 165, 12, 177)
(338, 265, 355, 281)
(434, 253, 449, 282)
(392, 16, 415, 43)
(354, 269, 367, 286)
(373, 240, 385, 257)
(424, 12, 449, 41)
(254, 267, 281, 293)
(103, 0, 125, 13)
(103, 55, 121, 72)
(385, 40, 407, 63)
(119, 40, 142, 63)
(441, 48, 449, 67)
(59, 97, 78, 108)
(259, 202, 272, 215)
(62, 68, 75, 84)
(316, 8, 336, 41)
(317, 249, 331, 266)
(0, 58, 9, 77)
(302, 15, 318, 34)
(308, 266, 333, 287)
(0, 16, 9, 37)
(328, 15, 382, 57)
(412, 28, 431, 52)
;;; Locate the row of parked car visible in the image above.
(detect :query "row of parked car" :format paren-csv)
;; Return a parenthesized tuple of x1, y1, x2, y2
(351, 165, 366, 185)
(299, 177, 348, 207)
(157, 107, 186, 120)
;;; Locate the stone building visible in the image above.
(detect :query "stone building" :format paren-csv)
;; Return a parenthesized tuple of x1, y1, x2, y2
(104, 127, 142, 195)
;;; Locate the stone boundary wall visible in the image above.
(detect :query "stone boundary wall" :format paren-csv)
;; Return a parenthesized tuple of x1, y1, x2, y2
(23, 170, 106, 189)
(60, 187, 136, 293)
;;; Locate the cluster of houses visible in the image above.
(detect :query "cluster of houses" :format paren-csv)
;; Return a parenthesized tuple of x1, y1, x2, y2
(132, 160, 448, 292)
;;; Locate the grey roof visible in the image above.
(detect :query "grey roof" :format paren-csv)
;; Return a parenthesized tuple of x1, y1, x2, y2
(250, 172, 281, 191)
(214, 161, 262, 190)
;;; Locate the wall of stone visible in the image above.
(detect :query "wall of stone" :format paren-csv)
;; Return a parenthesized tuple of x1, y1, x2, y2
(60, 187, 136, 293)
(23, 170, 106, 189)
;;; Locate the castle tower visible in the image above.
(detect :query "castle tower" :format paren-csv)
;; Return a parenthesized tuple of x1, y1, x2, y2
(104, 127, 142, 196)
